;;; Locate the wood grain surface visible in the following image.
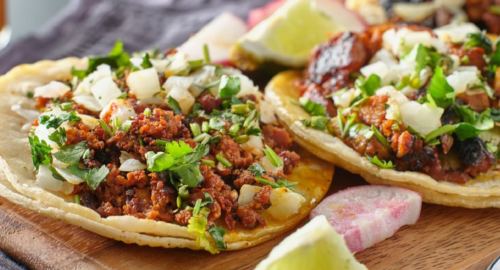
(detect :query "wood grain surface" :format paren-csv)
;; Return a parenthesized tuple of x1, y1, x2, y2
(1, 168, 500, 270)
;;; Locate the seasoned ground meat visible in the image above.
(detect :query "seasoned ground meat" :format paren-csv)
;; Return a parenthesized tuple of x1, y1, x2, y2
(251, 185, 272, 210)
(236, 205, 265, 229)
(280, 150, 300, 175)
(175, 209, 193, 226)
(215, 135, 253, 168)
(262, 125, 294, 151)
(233, 170, 256, 189)
(359, 95, 389, 127)
(197, 92, 222, 113)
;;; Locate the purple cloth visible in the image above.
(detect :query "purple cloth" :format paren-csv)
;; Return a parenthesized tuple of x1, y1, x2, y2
(0, 0, 270, 74)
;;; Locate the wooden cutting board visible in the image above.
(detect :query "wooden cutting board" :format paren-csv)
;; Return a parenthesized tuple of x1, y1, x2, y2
(1, 168, 500, 270)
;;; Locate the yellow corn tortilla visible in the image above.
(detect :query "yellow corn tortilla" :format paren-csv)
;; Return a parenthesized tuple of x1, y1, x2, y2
(0, 59, 334, 250)
(266, 70, 500, 208)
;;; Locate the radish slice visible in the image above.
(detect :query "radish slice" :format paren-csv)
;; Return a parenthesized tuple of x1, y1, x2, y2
(310, 185, 422, 253)
(177, 13, 248, 64)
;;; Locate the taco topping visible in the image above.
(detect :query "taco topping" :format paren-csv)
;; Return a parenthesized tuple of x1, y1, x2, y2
(298, 23, 500, 184)
(27, 41, 302, 253)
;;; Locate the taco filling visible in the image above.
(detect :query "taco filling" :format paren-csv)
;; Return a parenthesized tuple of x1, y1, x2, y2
(26, 41, 306, 252)
(296, 23, 500, 184)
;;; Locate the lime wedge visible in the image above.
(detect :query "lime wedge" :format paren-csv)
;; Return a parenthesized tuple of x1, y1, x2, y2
(255, 215, 368, 270)
(231, 0, 366, 71)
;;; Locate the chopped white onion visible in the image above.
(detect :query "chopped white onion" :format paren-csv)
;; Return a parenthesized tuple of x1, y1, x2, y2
(360, 61, 389, 81)
(333, 88, 360, 108)
(72, 95, 103, 112)
(260, 156, 283, 174)
(267, 187, 305, 220)
(189, 66, 217, 97)
(163, 52, 190, 77)
(34, 81, 70, 98)
(74, 64, 112, 96)
(54, 167, 85, 185)
(369, 48, 398, 67)
(91, 77, 123, 108)
(399, 101, 444, 136)
(162, 76, 195, 96)
(238, 184, 261, 205)
(99, 99, 136, 123)
(36, 165, 74, 194)
(241, 136, 264, 155)
(446, 69, 479, 95)
(434, 22, 480, 43)
(119, 159, 147, 172)
(77, 114, 99, 129)
(383, 27, 447, 57)
(235, 74, 259, 98)
(259, 98, 278, 125)
(238, 185, 305, 220)
(167, 85, 195, 115)
(127, 67, 162, 100)
(393, 2, 436, 22)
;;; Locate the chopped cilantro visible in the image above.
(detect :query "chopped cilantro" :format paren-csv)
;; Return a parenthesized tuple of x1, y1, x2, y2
(263, 146, 282, 167)
(203, 44, 211, 63)
(29, 135, 52, 170)
(85, 165, 110, 190)
(196, 79, 220, 89)
(299, 97, 326, 116)
(167, 96, 182, 115)
(187, 208, 218, 254)
(48, 127, 67, 147)
(248, 163, 266, 177)
(465, 31, 493, 54)
(365, 154, 395, 169)
(66, 164, 89, 178)
(99, 120, 114, 136)
(371, 125, 389, 147)
(256, 177, 300, 194)
(141, 53, 153, 68)
(53, 141, 87, 164)
(209, 226, 227, 250)
(26, 92, 34, 98)
(424, 124, 456, 142)
(301, 116, 328, 130)
(427, 66, 455, 108)
(355, 74, 381, 97)
(39, 111, 81, 129)
(219, 75, 241, 98)
(71, 39, 131, 79)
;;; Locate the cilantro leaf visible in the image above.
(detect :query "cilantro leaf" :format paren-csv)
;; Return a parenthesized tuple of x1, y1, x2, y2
(146, 151, 176, 171)
(365, 154, 395, 169)
(141, 53, 153, 69)
(491, 107, 500, 122)
(427, 66, 455, 108)
(424, 124, 457, 142)
(174, 163, 203, 188)
(404, 44, 429, 72)
(65, 164, 89, 179)
(371, 125, 389, 147)
(29, 136, 52, 170)
(219, 75, 241, 98)
(71, 39, 131, 79)
(301, 116, 328, 130)
(85, 165, 109, 190)
(187, 208, 218, 254)
(39, 111, 81, 129)
(167, 96, 182, 115)
(355, 74, 381, 97)
(465, 31, 493, 54)
(208, 226, 227, 250)
(299, 97, 326, 116)
(453, 105, 494, 140)
(263, 146, 282, 167)
(248, 163, 266, 177)
(48, 128, 67, 147)
(53, 141, 87, 164)
(166, 141, 193, 159)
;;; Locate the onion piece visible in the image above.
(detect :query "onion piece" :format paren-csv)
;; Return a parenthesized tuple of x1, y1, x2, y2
(163, 76, 195, 96)
(400, 101, 444, 136)
(241, 136, 264, 155)
(446, 69, 479, 95)
(36, 165, 74, 194)
(34, 81, 70, 98)
(238, 184, 305, 220)
(260, 156, 283, 174)
(167, 86, 195, 115)
(54, 167, 85, 185)
(74, 64, 112, 96)
(91, 77, 123, 108)
(99, 99, 136, 124)
(127, 68, 162, 101)
(119, 159, 147, 172)
(72, 95, 103, 112)
(434, 22, 480, 43)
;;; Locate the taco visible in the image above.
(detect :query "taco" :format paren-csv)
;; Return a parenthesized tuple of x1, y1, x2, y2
(0, 41, 333, 252)
(266, 22, 500, 208)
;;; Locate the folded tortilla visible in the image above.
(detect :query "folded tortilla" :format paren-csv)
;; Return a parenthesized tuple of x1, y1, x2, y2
(0, 59, 334, 250)
(266, 70, 500, 208)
